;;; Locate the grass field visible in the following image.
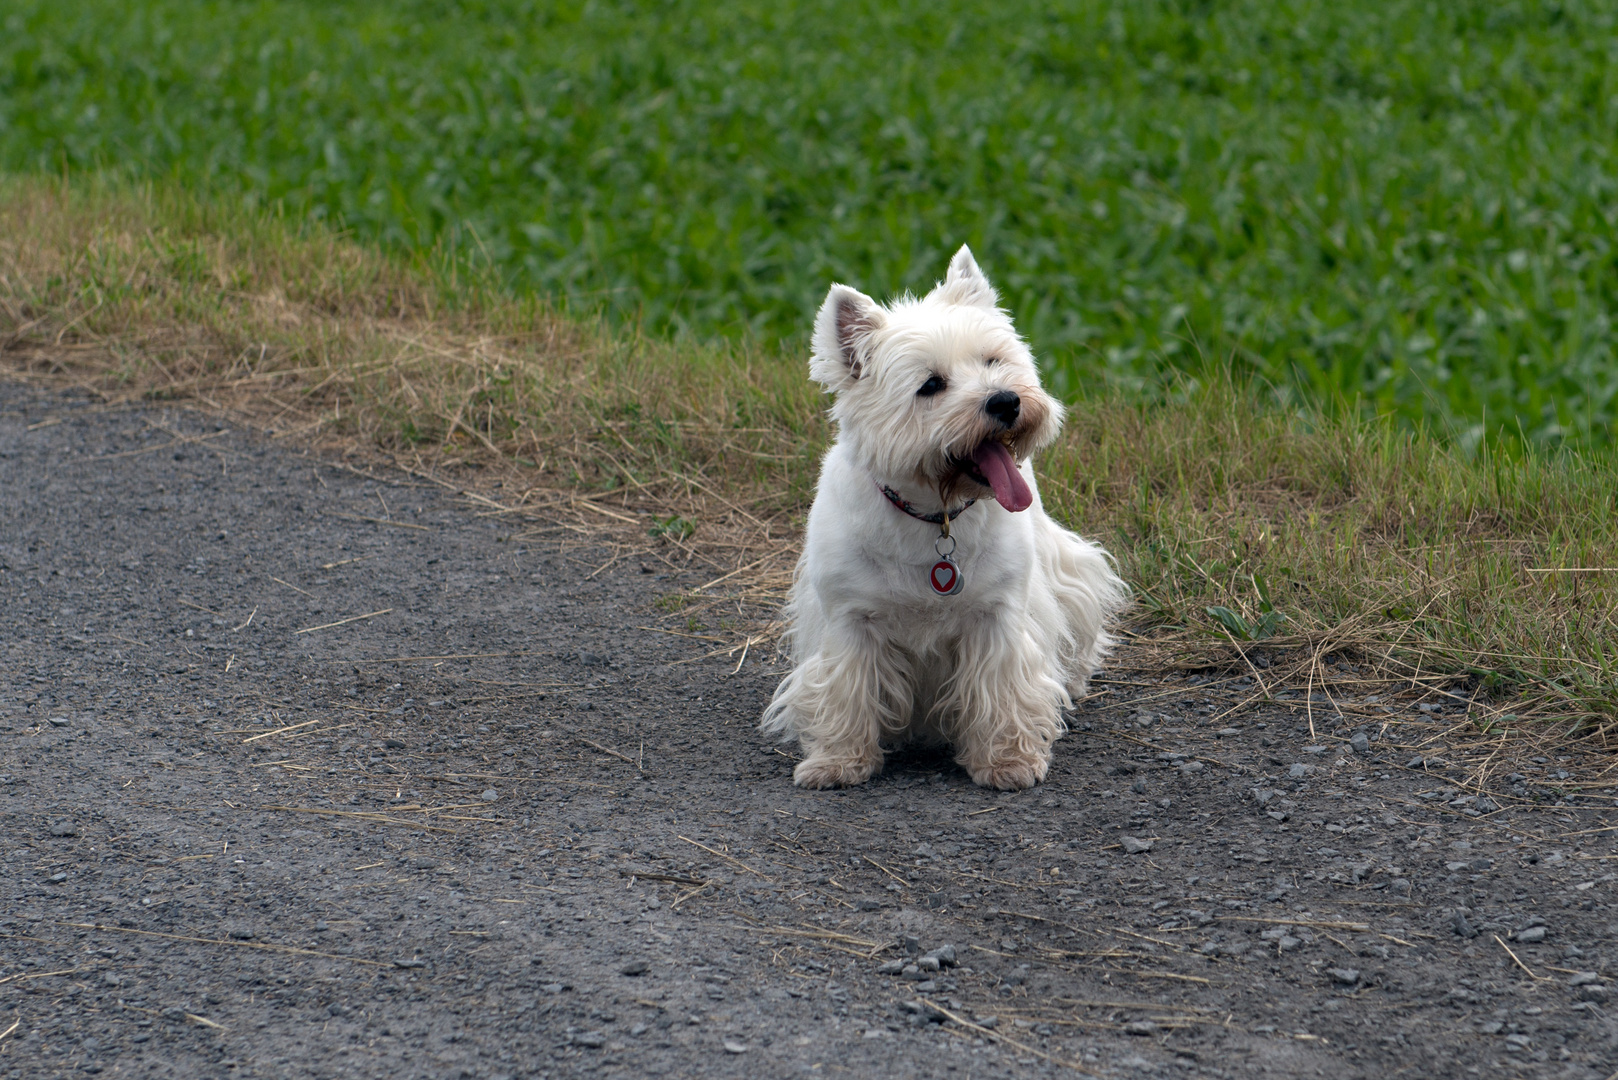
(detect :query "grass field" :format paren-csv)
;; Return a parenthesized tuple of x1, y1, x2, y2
(5, 1, 1618, 443)
(3, 178, 1615, 738)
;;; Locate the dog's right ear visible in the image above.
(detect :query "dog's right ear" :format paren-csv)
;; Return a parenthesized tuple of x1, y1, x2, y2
(810, 284, 886, 390)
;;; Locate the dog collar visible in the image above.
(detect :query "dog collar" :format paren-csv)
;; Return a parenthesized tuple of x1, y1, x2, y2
(874, 481, 975, 528)
(873, 481, 970, 596)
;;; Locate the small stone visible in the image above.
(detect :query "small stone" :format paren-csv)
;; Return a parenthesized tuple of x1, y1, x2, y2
(48, 820, 78, 837)
(1130, 779, 1147, 794)
(48, 872, 68, 883)
(1303, 745, 1327, 755)
(915, 955, 941, 972)
(1480, 1021, 1503, 1034)
(1569, 971, 1600, 987)
(722, 1040, 747, 1054)
(973, 1015, 999, 1029)
(1180, 761, 1205, 775)
(393, 958, 426, 969)
(1405, 757, 1426, 770)
(1121, 836, 1152, 855)
(573, 1032, 606, 1049)
(101, 972, 123, 987)
(1328, 968, 1360, 985)
(1266, 811, 1288, 822)
(1198, 942, 1220, 956)
(1515, 926, 1547, 944)
(1451, 912, 1479, 939)
(227, 928, 255, 941)
(1348, 732, 1370, 753)
(1277, 936, 1301, 952)
(48, 717, 69, 727)
(877, 960, 905, 975)
(901, 965, 924, 980)
(1217, 728, 1241, 737)
(1389, 878, 1412, 896)
(925, 944, 958, 967)
(1251, 788, 1277, 805)
(1288, 763, 1309, 779)
(856, 898, 882, 911)
(1124, 1021, 1158, 1035)
(1473, 797, 1498, 813)
(619, 960, 649, 976)
(900, 934, 922, 954)
(479, 789, 498, 802)
(1576, 985, 1609, 1003)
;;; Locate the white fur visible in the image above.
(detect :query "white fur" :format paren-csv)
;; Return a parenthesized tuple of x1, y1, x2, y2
(763, 246, 1129, 790)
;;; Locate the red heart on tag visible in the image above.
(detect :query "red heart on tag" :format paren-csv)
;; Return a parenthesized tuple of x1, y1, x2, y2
(930, 560, 957, 594)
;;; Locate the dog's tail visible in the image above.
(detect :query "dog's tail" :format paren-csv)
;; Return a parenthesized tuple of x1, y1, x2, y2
(1036, 518, 1130, 697)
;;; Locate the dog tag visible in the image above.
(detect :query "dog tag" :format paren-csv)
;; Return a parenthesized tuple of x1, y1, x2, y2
(929, 557, 963, 596)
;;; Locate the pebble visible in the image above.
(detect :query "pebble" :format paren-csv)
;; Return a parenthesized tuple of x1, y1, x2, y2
(619, 960, 649, 976)
(48, 820, 77, 837)
(1124, 1021, 1157, 1035)
(1303, 746, 1327, 755)
(722, 1040, 747, 1054)
(1405, 757, 1426, 770)
(1327, 968, 1360, 985)
(1515, 926, 1547, 943)
(1250, 787, 1278, 805)
(1349, 733, 1370, 754)
(1451, 912, 1479, 939)
(877, 960, 905, 976)
(480, 789, 498, 802)
(1217, 728, 1241, 737)
(1121, 836, 1152, 855)
(1568, 972, 1600, 987)
(923, 945, 958, 967)
(1389, 879, 1412, 896)
(1180, 761, 1205, 775)
(1288, 764, 1309, 779)
(856, 898, 882, 911)
(1577, 985, 1609, 1003)
(393, 958, 426, 969)
(48, 716, 69, 727)
(573, 1032, 606, 1049)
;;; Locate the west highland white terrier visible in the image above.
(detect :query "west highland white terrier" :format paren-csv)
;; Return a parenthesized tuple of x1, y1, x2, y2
(762, 246, 1128, 790)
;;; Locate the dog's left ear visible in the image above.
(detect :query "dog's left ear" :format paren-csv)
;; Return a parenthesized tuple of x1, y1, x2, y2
(935, 244, 999, 310)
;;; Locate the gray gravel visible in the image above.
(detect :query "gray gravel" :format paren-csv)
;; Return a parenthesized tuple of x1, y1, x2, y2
(2, 381, 1617, 1080)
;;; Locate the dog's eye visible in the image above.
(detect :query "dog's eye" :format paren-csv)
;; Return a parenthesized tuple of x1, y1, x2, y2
(917, 375, 946, 398)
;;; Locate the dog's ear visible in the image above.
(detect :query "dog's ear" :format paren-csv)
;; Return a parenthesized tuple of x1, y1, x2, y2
(810, 283, 886, 389)
(935, 244, 999, 310)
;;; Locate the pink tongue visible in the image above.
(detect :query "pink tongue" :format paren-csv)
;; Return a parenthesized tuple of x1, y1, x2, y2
(971, 442, 1033, 512)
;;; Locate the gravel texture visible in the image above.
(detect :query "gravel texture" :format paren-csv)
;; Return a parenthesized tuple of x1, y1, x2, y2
(2, 381, 1616, 1079)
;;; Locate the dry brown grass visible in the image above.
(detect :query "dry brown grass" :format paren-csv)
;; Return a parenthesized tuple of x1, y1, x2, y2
(3, 175, 1615, 749)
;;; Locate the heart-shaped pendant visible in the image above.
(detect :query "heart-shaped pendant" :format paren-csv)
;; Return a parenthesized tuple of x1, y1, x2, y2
(930, 558, 963, 596)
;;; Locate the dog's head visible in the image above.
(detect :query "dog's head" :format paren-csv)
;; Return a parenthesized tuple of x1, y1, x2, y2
(809, 245, 1062, 512)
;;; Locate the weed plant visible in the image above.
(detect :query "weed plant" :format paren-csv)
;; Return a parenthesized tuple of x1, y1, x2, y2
(3, 1, 1616, 442)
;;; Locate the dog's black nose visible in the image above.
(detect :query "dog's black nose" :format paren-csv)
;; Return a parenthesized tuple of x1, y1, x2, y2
(984, 390, 1021, 428)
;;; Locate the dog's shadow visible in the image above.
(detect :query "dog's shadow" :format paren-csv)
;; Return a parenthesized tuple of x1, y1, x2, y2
(870, 746, 965, 785)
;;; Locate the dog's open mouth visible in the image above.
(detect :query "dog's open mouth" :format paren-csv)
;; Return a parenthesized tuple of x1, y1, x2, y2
(958, 439, 1033, 513)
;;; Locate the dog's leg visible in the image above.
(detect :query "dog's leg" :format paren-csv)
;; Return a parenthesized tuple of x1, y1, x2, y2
(942, 618, 1065, 791)
(763, 624, 908, 789)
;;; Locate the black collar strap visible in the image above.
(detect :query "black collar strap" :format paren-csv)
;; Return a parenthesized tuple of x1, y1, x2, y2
(875, 480, 975, 526)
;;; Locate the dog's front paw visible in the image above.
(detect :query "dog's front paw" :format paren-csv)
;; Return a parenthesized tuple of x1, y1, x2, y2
(967, 754, 1048, 791)
(793, 756, 879, 789)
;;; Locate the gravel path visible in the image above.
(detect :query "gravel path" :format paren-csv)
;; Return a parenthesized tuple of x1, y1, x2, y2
(2, 380, 1615, 1080)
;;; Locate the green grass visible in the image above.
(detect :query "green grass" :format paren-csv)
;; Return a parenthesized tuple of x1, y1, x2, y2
(4, 1, 1617, 444)
(3, 177, 1615, 737)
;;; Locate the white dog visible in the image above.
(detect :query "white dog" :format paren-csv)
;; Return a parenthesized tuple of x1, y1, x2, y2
(762, 246, 1128, 790)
